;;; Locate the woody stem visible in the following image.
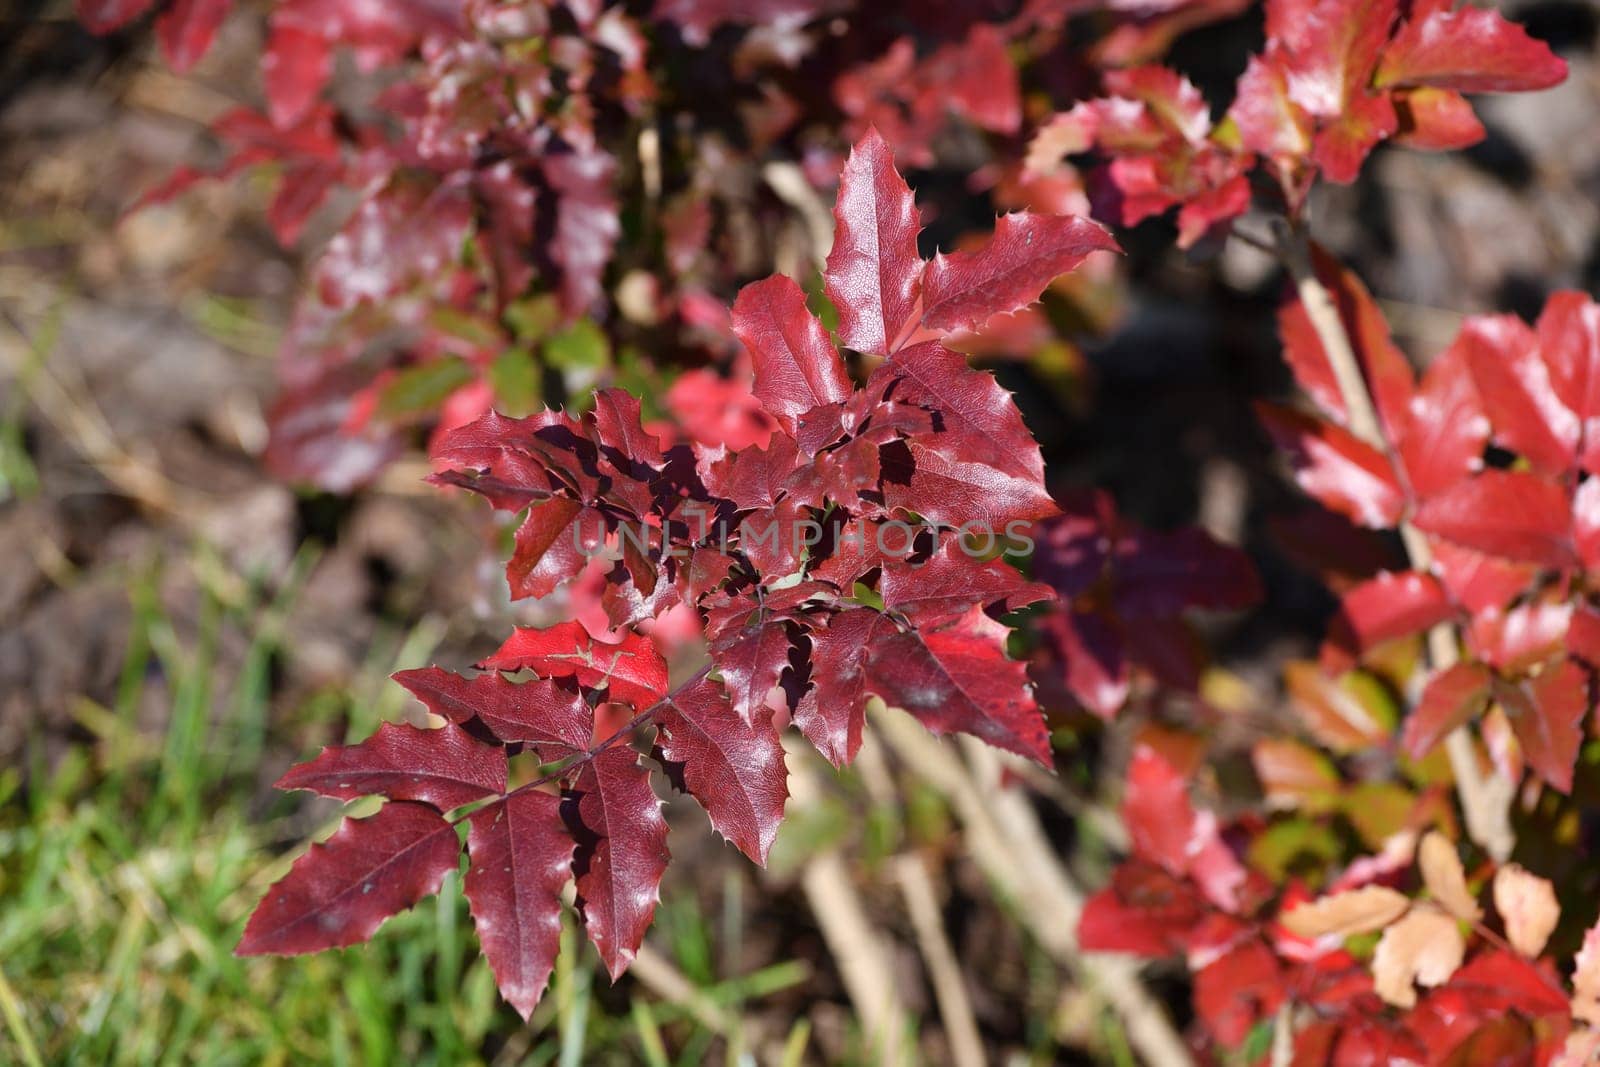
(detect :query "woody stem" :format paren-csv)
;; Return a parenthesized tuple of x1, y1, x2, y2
(1272, 221, 1515, 862)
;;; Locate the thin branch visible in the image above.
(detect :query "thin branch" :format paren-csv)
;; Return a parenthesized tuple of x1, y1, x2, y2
(871, 707, 1195, 1067)
(1272, 221, 1515, 862)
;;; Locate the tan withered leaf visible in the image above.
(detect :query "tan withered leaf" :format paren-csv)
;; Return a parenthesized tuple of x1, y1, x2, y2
(1372, 904, 1465, 1008)
(1281, 885, 1411, 939)
(1493, 863, 1560, 958)
(1572, 918, 1600, 1027)
(1418, 831, 1481, 922)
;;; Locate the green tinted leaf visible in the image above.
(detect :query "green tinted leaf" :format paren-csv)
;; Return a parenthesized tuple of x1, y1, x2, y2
(489, 347, 541, 416)
(377, 358, 475, 419)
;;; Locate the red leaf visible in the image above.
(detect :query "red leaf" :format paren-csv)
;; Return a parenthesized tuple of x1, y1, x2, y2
(1391, 87, 1485, 150)
(1122, 745, 1247, 911)
(464, 791, 574, 1021)
(1195, 942, 1285, 1048)
(1396, 342, 1487, 499)
(873, 342, 1055, 522)
(824, 128, 924, 356)
(481, 623, 668, 712)
(919, 212, 1117, 334)
(155, 0, 232, 72)
(393, 668, 591, 756)
(793, 609, 877, 767)
(508, 499, 607, 601)
(1412, 471, 1575, 568)
(1375, 4, 1568, 93)
(1311, 91, 1399, 184)
(656, 677, 788, 865)
(1230, 53, 1313, 160)
(731, 276, 852, 434)
(1078, 868, 1201, 957)
(543, 149, 621, 317)
(1322, 570, 1454, 668)
(1255, 403, 1406, 528)
(1111, 526, 1263, 616)
(866, 606, 1051, 764)
(77, 0, 156, 33)
(1402, 663, 1492, 760)
(1454, 315, 1578, 476)
(1537, 292, 1600, 472)
(1278, 249, 1415, 442)
(880, 537, 1052, 624)
(710, 622, 793, 727)
(262, 22, 332, 130)
(568, 746, 670, 979)
(1495, 658, 1589, 794)
(238, 801, 461, 955)
(276, 722, 507, 812)
(1040, 609, 1130, 719)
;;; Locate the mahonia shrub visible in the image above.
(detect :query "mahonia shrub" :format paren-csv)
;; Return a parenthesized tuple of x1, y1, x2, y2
(81, 0, 1243, 491)
(236, 131, 1116, 1017)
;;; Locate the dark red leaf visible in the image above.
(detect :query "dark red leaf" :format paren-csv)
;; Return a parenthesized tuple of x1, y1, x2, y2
(543, 149, 620, 317)
(1495, 659, 1589, 794)
(508, 499, 607, 601)
(1402, 663, 1492, 760)
(793, 609, 877, 767)
(568, 746, 670, 980)
(238, 801, 461, 955)
(1412, 471, 1575, 568)
(865, 606, 1051, 764)
(464, 791, 574, 1021)
(710, 622, 793, 727)
(481, 623, 668, 712)
(919, 212, 1117, 334)
(393, 667, 591, 756)
(879, 537, 1052, 624)
(656, 676, 788, 865)
(824, 128, 924, 356)
(1039, 609, 1130, 719)
(275, 722, 506, 812)
(731, 276, 852, 434)
(1112, 526, 1262, 616)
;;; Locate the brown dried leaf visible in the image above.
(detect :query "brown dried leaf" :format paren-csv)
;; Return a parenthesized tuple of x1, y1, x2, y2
(1493, 863, 1560, 958)
(1372, 904, 1465, 1008)
(1281, 885, 1411, 940)
(1418, 830, 1481, 922)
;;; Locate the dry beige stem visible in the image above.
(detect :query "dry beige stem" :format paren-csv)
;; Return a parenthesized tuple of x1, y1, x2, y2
(1281, 886, 1411, 940)
(1418, 832, 1481, 922)
(1493, 864, 1561, 958)
(1372, 905, 1465, 1009)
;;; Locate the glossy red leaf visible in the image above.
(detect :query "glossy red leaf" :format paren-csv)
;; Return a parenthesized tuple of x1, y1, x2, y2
(1396, 343, 1488, 499)
(919, 212, 1117, 334)
(262, 22, 332, 130)
(1391, 87, 1485, 150)
(1375, 4, 1568, 93)
(393, 667, 591, 756)
(1455, 315, 1579, 475)
(1413, 471, 1575, 568)
(464, 791, 574, 1021)
(1537, 292, 1600, 472)
(1322, 570, 1454, 667)
(568, 746, 670, 980)
(710, 622, 793, 727)
(481, 623, 668, 712)
(275, 722, 506, 812)
(508, 499, 607, 601)
(793, 609, 876, 767)
(656, 676, 788, 865)
(865, 606, 1050, 764)
(731, 276, 852, 434)
(824, 128, 924, 356)
(1122, 745, 1246, 912)
(1402, 663, 1492, 760)
(238, 801, 461, 956)
(880, 538, 1052, 624)
(1255, 403, 1407, 528)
